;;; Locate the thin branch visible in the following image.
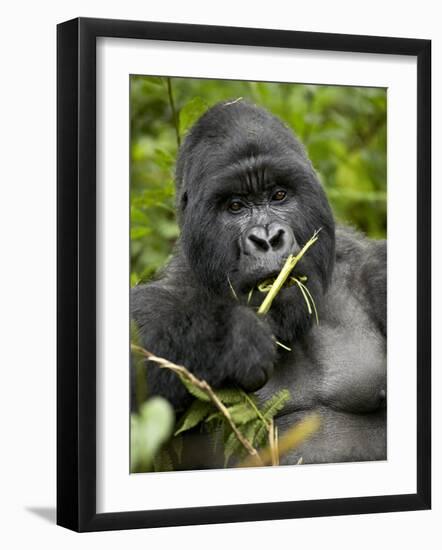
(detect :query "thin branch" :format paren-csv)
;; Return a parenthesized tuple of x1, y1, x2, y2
(237, 413, 320, 468)
(227, 276, 239, 301)
(268, 419, 279, 466)
(294, 278, 319, 324)
(165, 77, 181, 148)
(131, 344, 262, 465)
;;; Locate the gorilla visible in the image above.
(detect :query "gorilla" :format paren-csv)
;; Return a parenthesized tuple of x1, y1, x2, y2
(131, 100, 387, 465)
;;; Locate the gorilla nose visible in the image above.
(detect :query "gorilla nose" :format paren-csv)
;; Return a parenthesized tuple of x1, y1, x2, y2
(243, 223, 293, 257)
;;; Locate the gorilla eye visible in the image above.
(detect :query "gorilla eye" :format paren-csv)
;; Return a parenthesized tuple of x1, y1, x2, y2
(272, 190, 287, 202)
(228, 200, 244, 213)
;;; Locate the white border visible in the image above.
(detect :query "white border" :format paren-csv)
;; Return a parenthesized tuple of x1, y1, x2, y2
(96, 38, 417, 513)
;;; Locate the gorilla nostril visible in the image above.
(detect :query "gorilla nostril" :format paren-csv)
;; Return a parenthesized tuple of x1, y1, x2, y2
(243, 224, 293, 256)
(248, 234, 270, 252)
(269, 229, 285, 250)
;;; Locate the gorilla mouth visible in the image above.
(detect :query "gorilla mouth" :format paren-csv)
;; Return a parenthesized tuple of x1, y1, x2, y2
(239, 229, 322, 296)
(229, 229, 321, 324)
(256, 271, 318, 324)
(256, 274, 306, 293)
(239, 265, 306, 295)
(239, 271, 282, 295)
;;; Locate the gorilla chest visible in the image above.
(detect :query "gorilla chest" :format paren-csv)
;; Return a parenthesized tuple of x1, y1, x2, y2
(259, 311, 386, 414)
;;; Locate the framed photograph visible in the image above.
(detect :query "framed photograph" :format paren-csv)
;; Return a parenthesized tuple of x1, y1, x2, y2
(57, 17, 431, 532)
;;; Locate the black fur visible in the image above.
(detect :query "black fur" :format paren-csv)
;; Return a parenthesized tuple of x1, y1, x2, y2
(131, 101, 386, 464)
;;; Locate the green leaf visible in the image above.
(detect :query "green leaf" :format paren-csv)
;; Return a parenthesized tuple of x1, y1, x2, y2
(177, 374, 211, 402)
(175, 400, 213, 435)
(223, 431, 242, 467)
(216, 388, 246, 404)
(179, 97, 209, 135)
(130, 397, 175, 472)
(253, 423, 270, 451)
(227, 402, 259, 425)
(130, 272, 140, 287)
(243, 419, 261, 446)
(130, 226, 151, 240)
(141, 76, 164, 87)
(131, 206, 149, 225)
(205, 411, 223, 423)
(130, 320, 141, 345)
(262, 389, 291, 420)
(154, 148, 175, 170)
(249, 390, 291, 451)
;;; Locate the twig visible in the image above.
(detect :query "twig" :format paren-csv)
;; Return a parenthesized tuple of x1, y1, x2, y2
(241, 389, 270, 428)
(224, 97, 243, 106)
(237, 413, 320, 468)
(274, 339, 292, 352)
(258, 229, 321, 315)
(131, 344, 262, 465)
(292, 277, 319, 324)
(268, 419, 279, 466)
(165, 77, 181, 148)
(227, 276, 239, 301)
(247, 288, 254, 304)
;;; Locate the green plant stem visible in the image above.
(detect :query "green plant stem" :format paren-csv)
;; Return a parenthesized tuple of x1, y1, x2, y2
(240, 389, 270, 428)
(166, 77, 181, 148)
(258, 229, 321, 315)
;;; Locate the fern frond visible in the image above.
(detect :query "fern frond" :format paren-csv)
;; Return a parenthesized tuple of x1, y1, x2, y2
(262, 389, 291, 420)
(216, 387, 246, 404)
(224, 431, 243, 466)
(177, 373, 211, 401)
(228, 402, 260, 425)
(251, 390, 291, 450)
(174, 400, 213, 435)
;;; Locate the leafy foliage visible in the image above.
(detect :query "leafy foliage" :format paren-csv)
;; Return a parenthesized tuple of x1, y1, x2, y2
(174, 400, 213, 435)
(173, 382, 291, 467)
(177, 373, 211, 402)
(131, 397, 175, 472)
(179, 96, 209, 136)
(130, 76, 386, 286)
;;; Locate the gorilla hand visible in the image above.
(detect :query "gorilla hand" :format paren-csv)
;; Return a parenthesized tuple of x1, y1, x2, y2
(131, 285, 277, 409)
(223, 306, 277, 392)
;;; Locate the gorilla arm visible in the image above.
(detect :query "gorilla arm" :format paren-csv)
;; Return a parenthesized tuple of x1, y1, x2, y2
(335, 227, 386, 339)
(131, 281, 277, 410)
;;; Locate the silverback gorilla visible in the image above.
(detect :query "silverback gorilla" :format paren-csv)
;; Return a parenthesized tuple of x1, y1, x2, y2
(131, 100, 387, 465)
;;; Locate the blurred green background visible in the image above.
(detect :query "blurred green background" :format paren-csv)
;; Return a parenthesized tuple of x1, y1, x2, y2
(130, 77, 386, 285)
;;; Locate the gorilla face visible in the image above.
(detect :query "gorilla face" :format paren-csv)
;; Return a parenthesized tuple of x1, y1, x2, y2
(176, 101, 335, 341)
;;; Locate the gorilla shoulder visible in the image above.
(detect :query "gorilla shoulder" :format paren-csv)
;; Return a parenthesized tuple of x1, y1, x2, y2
(334, 226, 387, 337)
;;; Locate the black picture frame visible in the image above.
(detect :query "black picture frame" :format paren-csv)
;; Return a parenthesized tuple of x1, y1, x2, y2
(57, 17, 431, 532)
